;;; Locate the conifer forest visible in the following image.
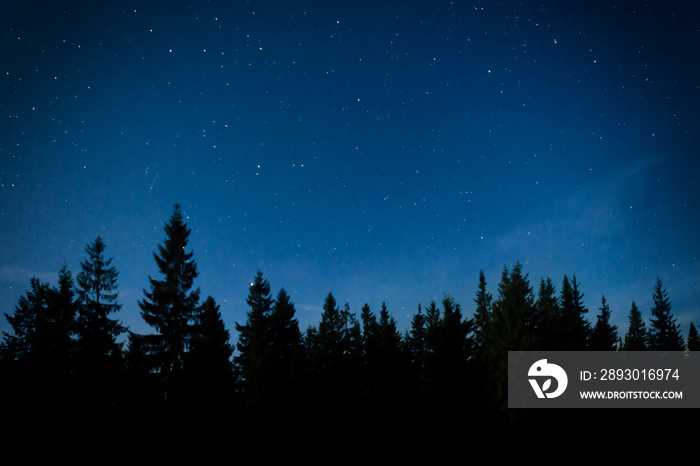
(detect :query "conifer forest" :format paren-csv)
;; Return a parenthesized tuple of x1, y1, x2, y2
(2, 204, 697, 443)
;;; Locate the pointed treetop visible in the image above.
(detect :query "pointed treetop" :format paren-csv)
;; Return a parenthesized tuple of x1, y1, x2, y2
(649, 278, 684, 351)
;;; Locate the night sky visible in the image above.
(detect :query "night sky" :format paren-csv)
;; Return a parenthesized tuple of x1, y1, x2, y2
(2, 0, 699, 342)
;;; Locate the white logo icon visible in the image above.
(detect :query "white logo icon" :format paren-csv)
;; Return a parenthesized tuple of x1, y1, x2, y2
(528, 359, 568, 399)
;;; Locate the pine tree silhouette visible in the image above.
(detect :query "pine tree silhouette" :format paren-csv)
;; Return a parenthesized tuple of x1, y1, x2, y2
(622, 301, 648, 351)
(648, 278, 684, 351)
(589, 295, 618, 351)
(138, 204, 201, 402)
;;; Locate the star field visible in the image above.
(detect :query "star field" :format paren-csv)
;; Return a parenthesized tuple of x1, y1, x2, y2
(1, 0, 699, 340)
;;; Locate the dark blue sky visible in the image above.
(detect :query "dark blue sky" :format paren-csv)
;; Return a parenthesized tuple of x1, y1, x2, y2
(2, 0, 698, 341)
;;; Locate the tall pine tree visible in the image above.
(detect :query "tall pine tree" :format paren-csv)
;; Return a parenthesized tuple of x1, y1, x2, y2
(406, 304, 426, 371)
(303, 292, 360, 425)
(341, 301, 363, 365)
(2, 277, 51, 365)
(361, 303, 380, 366)
(622, 301, 648, 351)
(359, 303, 382, 404)
(374, 302, 407, 410)
(378, 302, 402, 361)
(589, 295, 618, 351)
(483, 263, 534, 411)
(45, 265, 78, 379)
(534, 277, 559, 350)
(426, 295, 473, 396)
(424, 300, 440, 346)
(317, 292, 346, 373)
(302, 325, 319, 373)
(187, 296, 234, 410)
(74, 236, 125, 379)
(233, 270, 273, 410)
(648, 278, 684, 351)
(266, 288, 304, 409)
(138, 204, 201, 401)
(487, 263, 535, 353)
(558, 275, 590, 350)
(404, 304, 427, 409)
(1, 272, 77, 434)
(472, 270, 492, 357)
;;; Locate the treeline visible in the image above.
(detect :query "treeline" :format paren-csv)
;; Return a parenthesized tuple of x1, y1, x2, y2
(2, 204, 698, 440)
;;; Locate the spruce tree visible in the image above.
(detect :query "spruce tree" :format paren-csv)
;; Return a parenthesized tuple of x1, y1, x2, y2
(314, 292, 362, 401)
(559, 275, 590, 350)
(46, 265, 78, 378)
(188, 296, 234, 409)
(302, 325, 319, 372)
(1, 274, 75, 432)
(341, 301, 363, 367)
(2, 277, 51, 365)
(233, 270, 273, 409)
(266, 288, 304, 408)
(342, 301, 363, 407)
(418, 294, 476, 421)
(310, 292, 359, 420)
(424, 300, 440, 341)
(589, 295, 618, 351)
(571, 276, 591, 348)
(2, 268, 76, 372)
(622, 301, 648, 351)
(406, 304, 426, 370)
(430, 295, 473, 386)
(405, 304, 427, 405)
(472, 270, 492, 356)
(534, 277, 559, 350)
(487, 263, 535, 352)
(360, 303, 382, 403)
(422, 300, 440, 388)
(648, 278, 684, 351)
(317, 292, 346, 372)
(441, 295, 473, 356)
(138, 204, 201, 400)
(496, 265, 511, 303)
(687, 323, 700, 351)
(483, 263, 534, 411)
(74, 236, 124, 378)
(269, 288, 303, 374)
(361, 303, 381, 366)
(558, 275, 573, 345)
(378, 302, 402, 358)
(375, 302, 405, 399)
